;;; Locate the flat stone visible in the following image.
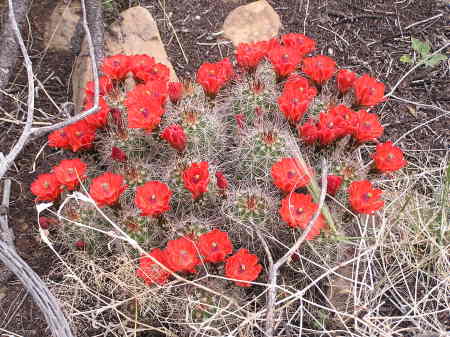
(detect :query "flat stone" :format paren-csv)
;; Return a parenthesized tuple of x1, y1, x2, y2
(44, 0, 82, 52)
(72, 6, 178, 113)
(222, 0, 281, 46)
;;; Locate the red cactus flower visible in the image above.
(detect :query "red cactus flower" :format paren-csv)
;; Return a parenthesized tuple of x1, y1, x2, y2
(353, 74, 385, 107)
(129, 54, 156, 80)
(127, 101, 164, 133)
(267, 46, 302, 78)
(48, 128, 70, 150)
(85, 76, 113, 97)
(197, 58, 234, 96)
(65, 120, 96, 152)
(83, 96, 111, 129)
(134, 181, 172, 217)
(235, 41, 267, 70)
(182, 162, 209, 200)
(372, 141, 407, 173)
(137, 62, 170, 83)
(271, 158, 312, 193)
(281, 33, 316, 56)
(326, 175, 343, 196)
(283, 75, 318, 100)
(125, 82, 168, 108)
(348, 180, 384, 214)
(161, 124, 186, 152)
(53, 158, 87, 191)
(198, 229, 233, 263)
(89, 172, 127, 207)
(111, 146, 127, 162)
(279, 192, 327, 240)
(31, 173, 62, 201)
(74, 240, 87, 250)
(164, 236, 200, 273)
(331, 104, 358, 136)
(302, 55, 336, 85)
(353, 110, 384, 143)
(225, 249, 262, 287)
(101, 54, 130, 80)
(215, 172, 229, 190)
(278, 88, 311, 124)
(136, 248, 172, 286)
(316, 111, 346, 145)
(297, 120, 320, 145)
(336, 69, 357, 94)
(168, 82, 183, 104)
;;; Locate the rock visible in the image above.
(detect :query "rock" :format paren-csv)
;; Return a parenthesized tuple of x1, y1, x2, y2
(222, 0, 281, 46)
(44, 0, 82, 52)
(72, 6, 178, 113)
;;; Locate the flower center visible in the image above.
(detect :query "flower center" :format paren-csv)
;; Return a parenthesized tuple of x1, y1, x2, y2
(149, 194, 157, 203)
(362, 192, 373, 201)
(140, 108, 149, 118)
(296, 207, 304, 215)
(281, 54, 289, 62)
(67, 168, 74, 174)
(192, 174, 201, 183)
(387, 153, 394, 160)
(43, 181, 50, 189)
(180, 249, 187, 256)
(112, 60, 120, 67)
(211, 242, 218, 251)
(101, 183, 110, 192)
(239, 264, 246, 272)
(287, 170, 296, 179)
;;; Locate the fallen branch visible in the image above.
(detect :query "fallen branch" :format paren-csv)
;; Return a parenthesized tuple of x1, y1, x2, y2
(85, 0, 105, 69)
(0, 0, 31, 103)
(265, 159, 328, 337)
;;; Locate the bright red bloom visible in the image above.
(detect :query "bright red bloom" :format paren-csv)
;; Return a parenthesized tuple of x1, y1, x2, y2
(136, 248, 172, 286)
(336, 69, 357, 94)
(111, 146, 127, 162)
(353, 74, 385, 107)
(225, 249, 262, 287)
(135, 181, 172, 217)
(353, 110, 384, 143)
(372, 141, 407, 173)
(215, 172, 229, 190)
(302, 55, 336, 85)
(129, 54, 156, 80)
(281, 33, 316, 56)
(278, 88, 311, 124)
(161, 124, 186, 152)
(31, 173, 62, 201)
(85, 76, 113, 97)
(127, 101, 164, 133)
(53, 158, 87, 190)
(164, 237, 200, 273)
(235, 41, 267, 70)
(182, 162, 209, 200)
(136, 62, 170, 83)
(271, 158, 311, 193)
(326, 175, 343, 196)
(101, 54, 130, 80)
(125, 82, 168, 108)
(197, 58, 234, 96)
(279, 193, 327, 239)
(348, 180, 384, 214)
(331, 104, 358, 136)
(48, 128, 70, 149)
(83, 96, 111, 129)
(298, 120, 320, 144)
(268, 46, 302, 78)
(283, 75, 318, 100)
(316, 111, 346, 145)
(198, 229, 233, 263)
(89, 172, 127, 207)
(65, 120, 96, 152)
(168, 82, 183, 104)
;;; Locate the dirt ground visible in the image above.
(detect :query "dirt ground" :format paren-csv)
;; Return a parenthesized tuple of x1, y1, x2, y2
(0, 0, 448, 336)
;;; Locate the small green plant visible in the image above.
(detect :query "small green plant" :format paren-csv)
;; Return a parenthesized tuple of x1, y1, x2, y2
(400, 37, 448, 67)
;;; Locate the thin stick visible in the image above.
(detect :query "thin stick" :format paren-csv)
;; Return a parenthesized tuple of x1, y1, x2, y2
(0, 179, 14, 249)
(265, 159, 328, 337)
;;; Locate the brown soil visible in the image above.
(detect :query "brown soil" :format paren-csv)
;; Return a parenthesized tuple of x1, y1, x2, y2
(0, 0, 448, 336)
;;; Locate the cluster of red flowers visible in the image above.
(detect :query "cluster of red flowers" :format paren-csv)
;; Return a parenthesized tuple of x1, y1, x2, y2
(196, 58, 234, 96)
(48, 54, 184, 152)
(136, 229, 262, 287)
(181, 162, 230, 200)
(31, 158, 87, 201)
